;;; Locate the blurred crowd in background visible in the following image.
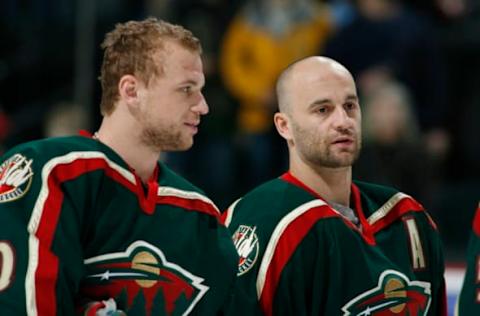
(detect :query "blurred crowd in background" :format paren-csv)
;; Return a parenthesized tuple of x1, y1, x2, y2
(1, 0, 479, 261)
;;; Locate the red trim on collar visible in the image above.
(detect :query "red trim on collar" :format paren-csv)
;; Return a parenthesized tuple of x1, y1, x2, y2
(280, 171, 375, 245)
(79, 130, 93, 138)
(280, 172, 324, 200)
(350, 184, 375, 244)
(133, 164, 160, 215)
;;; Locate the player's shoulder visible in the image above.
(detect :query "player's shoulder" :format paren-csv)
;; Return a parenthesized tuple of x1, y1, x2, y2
(354, 180, 423, 209)
(0, 136, 128, 177)
(237, 177, 306, 208)
(3, 136, 99, 159)
(158, 162, 206, 195)
(224, 177, 319, 225)
(354, 180, 400, 199)
(1, 135, 124, 169)
(354, 180, 438, 229)
(157, 162, 220, 217)
(245, 177, 291, 197)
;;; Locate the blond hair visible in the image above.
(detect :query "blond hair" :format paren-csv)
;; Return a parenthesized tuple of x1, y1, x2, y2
(99, 17, 202, 115)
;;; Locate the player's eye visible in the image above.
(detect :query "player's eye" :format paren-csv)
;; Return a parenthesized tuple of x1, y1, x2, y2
(316, 106, 328, 114)
(181, 86, 192, 95)
(344, 102, 357, 111)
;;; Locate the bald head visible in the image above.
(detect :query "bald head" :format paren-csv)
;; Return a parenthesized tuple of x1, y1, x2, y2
(276, 56, 355, 114)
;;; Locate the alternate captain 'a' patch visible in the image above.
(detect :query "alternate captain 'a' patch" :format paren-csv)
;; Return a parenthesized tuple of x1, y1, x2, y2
(342, 270, 431, 316)
(232, 225, 259, 276)
(83, 241, 209, 316)
(0, 154, 34, 203)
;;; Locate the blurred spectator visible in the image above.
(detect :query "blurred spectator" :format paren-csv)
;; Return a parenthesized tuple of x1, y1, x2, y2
(220, 0, 333, 192)
(0, 0, 76, 144)
(43, 102, 89, 137)
(324, 0, 449, 136)
(438, 0, 480, 180)
(353, 81, 440, 208)
(402, 0, 467, 21)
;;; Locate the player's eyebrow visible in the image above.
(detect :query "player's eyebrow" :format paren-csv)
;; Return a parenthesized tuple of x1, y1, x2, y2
(308, 98, 330, 109)
(345, 94, 359, 102)
(178, 78, 205, 89)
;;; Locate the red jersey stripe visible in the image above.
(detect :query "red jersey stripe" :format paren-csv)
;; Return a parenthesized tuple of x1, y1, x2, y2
(473, 203, 480, 236)
(257, 200, 336, 316)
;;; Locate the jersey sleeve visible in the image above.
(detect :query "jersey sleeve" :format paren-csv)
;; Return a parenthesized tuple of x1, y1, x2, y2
(425, 213, 447, 316)
(0, 147, 86, 315)
(457, 203, 480, 315)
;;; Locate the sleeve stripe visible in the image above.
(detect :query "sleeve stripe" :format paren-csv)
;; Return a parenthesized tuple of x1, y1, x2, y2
(158, 186, 220, 214)
(26, 151, 135, 316)
(367, 195, 426, 235)
(157, 186, 220, 215)
(367, 193, 412, 226)
(256, 199, 332, 316)
(222, 198, 241, 227)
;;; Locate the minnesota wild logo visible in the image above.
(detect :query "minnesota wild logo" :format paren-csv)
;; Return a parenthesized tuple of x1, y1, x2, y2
(0, 154, 34, 203)
(232, 225, 259, 276)
(342, 270, 431, 315)
(82, 241, 209, 316)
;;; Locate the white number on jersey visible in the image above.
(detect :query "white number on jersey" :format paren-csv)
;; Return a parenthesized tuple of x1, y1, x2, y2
(0, 241, 15, 291)
(404, 218, 426, 270)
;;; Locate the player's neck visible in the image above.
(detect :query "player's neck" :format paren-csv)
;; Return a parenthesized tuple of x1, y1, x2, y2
(95, 118, 159, 183)
(290, 158, 352, 206)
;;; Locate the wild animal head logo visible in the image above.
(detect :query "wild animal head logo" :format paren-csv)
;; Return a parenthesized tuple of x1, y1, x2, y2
(232, 225, 259, 276)
(82, 241, 209, 316)
(0, 154, 34, 203)
(342, 270, 431, 315)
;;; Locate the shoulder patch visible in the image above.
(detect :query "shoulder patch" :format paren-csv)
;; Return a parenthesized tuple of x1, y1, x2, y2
(0, 154, 34, 203)
(232, 225, 259, 276)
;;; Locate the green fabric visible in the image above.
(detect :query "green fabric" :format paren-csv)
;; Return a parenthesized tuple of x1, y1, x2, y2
(227, 177, 445, 315)
(0, 135, 237, 315)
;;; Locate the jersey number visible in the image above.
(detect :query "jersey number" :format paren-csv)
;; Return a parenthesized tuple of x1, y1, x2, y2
(403, 218, 426, 270)
(0, 241, 15, 291)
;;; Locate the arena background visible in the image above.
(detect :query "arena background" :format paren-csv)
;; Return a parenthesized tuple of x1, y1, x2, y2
(1, 1, 479, 314)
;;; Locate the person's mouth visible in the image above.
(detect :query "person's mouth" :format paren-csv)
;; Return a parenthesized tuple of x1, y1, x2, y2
(185, 122, 200, 134)
(331, 137, 354, 147)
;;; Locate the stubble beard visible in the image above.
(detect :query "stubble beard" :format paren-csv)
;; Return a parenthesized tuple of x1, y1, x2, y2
(138, 114, 192, 152)
(307, 142, 360, 168)
(293, 123, 361, 168)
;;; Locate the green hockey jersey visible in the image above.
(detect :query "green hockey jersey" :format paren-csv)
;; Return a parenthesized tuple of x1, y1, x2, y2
(222, 172, 446, 316)
(0, 135, 238, 315)
(456, 202, 480, 315)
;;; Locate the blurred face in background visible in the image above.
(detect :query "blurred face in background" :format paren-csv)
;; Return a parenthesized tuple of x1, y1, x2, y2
(363, 82, 415, 145)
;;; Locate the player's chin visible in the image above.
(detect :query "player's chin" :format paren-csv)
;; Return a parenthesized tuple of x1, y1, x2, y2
(174, 138, 194, 151)
(332, 153, 356, 167)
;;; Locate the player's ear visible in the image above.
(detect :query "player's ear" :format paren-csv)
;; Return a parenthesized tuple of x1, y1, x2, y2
(118, 74, 139, 105)
(274, 112, 293, 142)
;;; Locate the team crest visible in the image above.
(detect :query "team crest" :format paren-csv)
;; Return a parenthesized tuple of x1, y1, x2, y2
(342, 270, 431, 315)
(0, 154, 34, 203)
(82, 241, 209, 316)
(232, 225, 259, 276)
